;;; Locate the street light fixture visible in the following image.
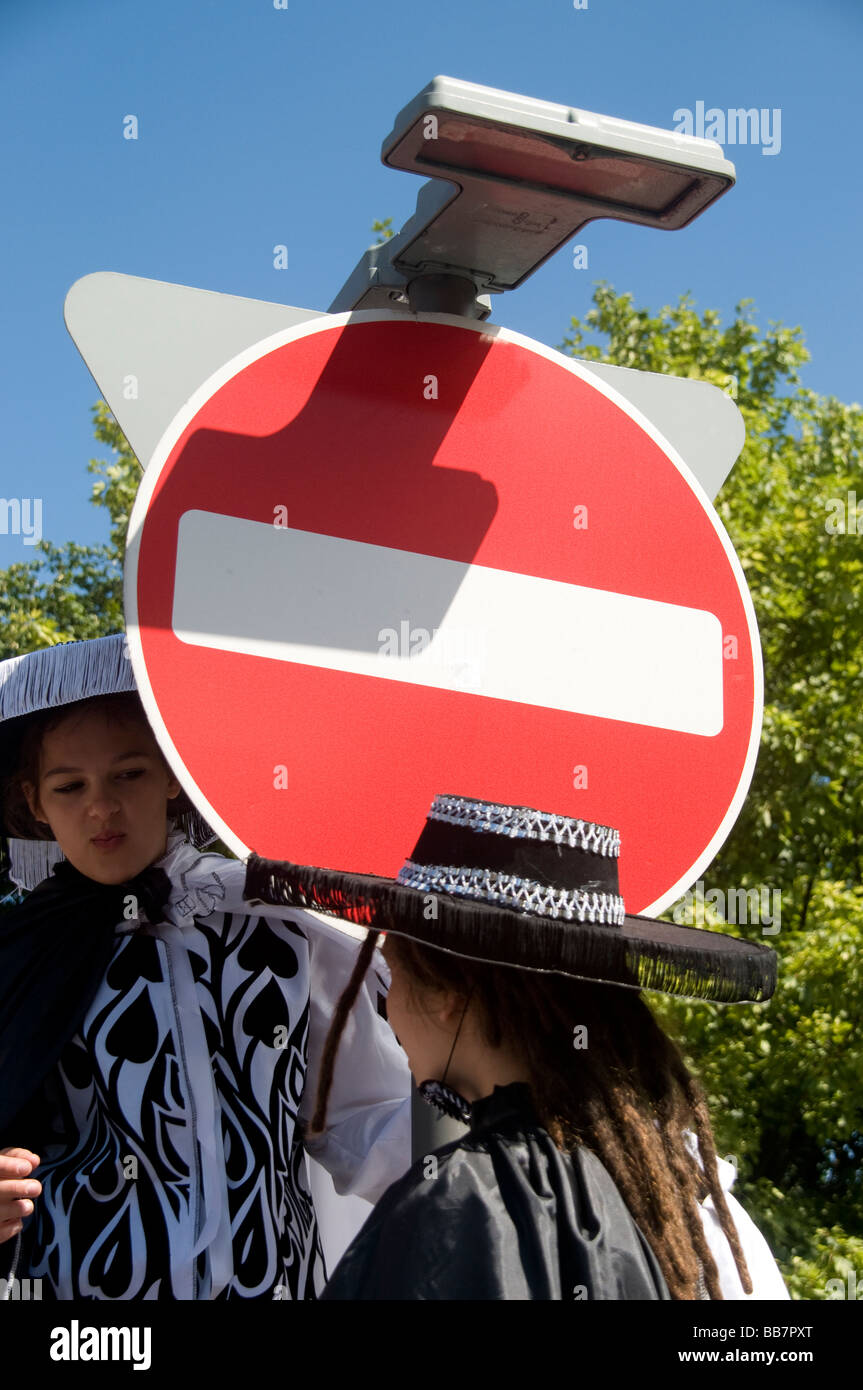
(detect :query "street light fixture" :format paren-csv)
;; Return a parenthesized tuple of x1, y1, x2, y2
(330, 75, 736, 319)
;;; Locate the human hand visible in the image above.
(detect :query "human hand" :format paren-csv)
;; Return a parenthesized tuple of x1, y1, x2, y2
(0, 1149, 41, 1244)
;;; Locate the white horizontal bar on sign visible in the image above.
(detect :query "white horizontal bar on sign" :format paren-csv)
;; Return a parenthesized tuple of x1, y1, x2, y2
(172, 510, 724, 736)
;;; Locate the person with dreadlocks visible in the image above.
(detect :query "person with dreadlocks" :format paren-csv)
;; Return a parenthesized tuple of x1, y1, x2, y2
(245, 792, 790, 1301)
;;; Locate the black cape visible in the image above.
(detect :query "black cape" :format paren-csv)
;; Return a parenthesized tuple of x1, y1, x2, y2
(0, 861, 173, 1144)
(321, 1082, 671, 1300)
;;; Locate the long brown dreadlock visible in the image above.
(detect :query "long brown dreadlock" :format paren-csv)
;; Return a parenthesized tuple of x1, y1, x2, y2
(310, 929, 752, 1301)
(307, 929, 383, 1136)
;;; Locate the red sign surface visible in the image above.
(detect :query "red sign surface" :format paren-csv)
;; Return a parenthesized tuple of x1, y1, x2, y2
(126, 312, 762, 915)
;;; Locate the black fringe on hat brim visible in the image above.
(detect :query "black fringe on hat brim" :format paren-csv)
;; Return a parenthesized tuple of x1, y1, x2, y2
(244, 855, 777, 1005)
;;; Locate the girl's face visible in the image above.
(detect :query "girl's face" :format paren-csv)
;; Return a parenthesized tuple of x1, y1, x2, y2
(23, 707, 181, 885)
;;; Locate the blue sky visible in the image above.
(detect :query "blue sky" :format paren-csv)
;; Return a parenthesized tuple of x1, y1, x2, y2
(1, 0, 860, 568)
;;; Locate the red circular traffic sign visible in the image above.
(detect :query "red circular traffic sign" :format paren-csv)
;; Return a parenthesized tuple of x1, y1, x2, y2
(127, 312, 762, 915)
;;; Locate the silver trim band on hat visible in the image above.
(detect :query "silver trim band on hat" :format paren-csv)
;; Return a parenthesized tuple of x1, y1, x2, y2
(427, 794, 621, 857)
(397, 860, 627, 925)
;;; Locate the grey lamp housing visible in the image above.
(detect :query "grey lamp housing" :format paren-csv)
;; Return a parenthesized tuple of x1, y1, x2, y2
(330, 76, 736, 318)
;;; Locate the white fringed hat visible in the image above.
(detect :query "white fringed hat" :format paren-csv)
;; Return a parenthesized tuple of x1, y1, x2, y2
(0, 633, 215, 890)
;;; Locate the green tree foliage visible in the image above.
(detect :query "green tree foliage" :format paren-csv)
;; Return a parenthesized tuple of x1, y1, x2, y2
(561, 284, 863, 1299)
(85, 400, 143, 558)
(0, 402, 138, 660)
(371, 216, 394, 244)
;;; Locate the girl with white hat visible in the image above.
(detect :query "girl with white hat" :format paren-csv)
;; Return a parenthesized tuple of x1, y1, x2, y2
(0, 633, 411, 1300)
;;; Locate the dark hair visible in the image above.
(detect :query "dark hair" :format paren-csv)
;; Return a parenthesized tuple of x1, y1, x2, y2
(314, 930, 753, 1302)
(1, 691, 185, 838)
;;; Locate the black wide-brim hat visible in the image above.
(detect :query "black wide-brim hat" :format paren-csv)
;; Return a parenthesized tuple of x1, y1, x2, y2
(245, 793, 777, 1005)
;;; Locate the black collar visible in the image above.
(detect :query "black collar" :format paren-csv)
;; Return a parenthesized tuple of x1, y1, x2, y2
(469, 1081, 540, 1132)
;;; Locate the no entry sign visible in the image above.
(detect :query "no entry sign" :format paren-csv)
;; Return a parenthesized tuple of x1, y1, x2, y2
(126, 311, 762, 915)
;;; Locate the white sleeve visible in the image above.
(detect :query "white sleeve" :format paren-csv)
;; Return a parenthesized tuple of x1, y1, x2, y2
(683, 1132, 790, 1300)
(699, 1185, 791, 1300)
(296, 912, 413, 1204)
